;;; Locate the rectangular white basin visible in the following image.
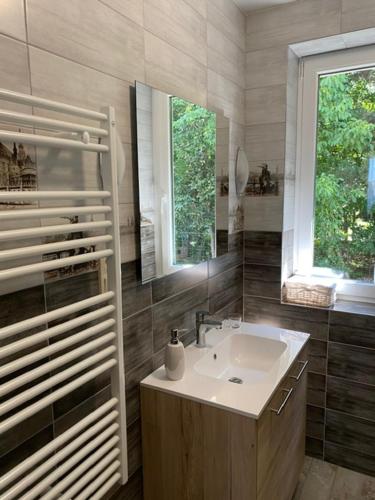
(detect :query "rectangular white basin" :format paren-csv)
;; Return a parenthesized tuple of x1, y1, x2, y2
(141, 322, 309, 419)
(194, 333, 287, 384)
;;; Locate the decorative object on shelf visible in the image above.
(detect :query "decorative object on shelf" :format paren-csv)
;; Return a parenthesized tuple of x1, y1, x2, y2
(283, 275, 337, 308)
(235, 147, 249, 195)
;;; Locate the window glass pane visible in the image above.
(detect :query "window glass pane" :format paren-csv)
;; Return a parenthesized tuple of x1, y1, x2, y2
(314, 68, 375, 283)
(170, 96, 216, 266)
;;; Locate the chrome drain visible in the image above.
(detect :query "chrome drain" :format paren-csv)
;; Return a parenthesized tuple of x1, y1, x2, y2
(228, 377, 243, 384)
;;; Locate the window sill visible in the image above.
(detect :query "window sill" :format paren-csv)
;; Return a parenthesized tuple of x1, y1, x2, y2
(280, 296, 375, 317)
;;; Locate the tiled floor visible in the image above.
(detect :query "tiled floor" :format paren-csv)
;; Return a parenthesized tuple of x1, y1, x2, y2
(293, 457, 375, 500)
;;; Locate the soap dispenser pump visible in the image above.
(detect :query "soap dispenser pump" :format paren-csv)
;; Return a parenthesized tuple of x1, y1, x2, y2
(165, 329, 186, 381)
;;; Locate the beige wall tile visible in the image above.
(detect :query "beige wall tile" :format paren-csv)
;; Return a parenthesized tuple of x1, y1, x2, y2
(208, 23, 245, 88)
(144, 0, 207, 66)
(341, 0, 375, 33)
(98, 0, 144, 26)
(185, 0, 207, 18)
(246, 46, 288, 90)
(208, 70, 245, 125)
(26, 0, 145, 82)
(0, 35, 30, 95)
(244, 195, 283, 231)
(208, 0, 245, 51)
(0, 0, 26, 41)
(144, 31, 207, 107)
(246, 0, 341, 51)
(29, 47, 133, 143)
(246, 84, 286, 126)
(246, 122, 286, 162)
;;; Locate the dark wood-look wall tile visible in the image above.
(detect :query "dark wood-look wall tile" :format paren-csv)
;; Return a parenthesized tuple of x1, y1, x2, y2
(328, 342, 375, 386)
(306, 405, 325, 440)
(105, 468, 143, 500)
(214, 297, 243, 321)
(208, 264, 242, 314)
(54, 385, 111, 437)
(244, 230, 281, 266)
(326, 409, 375, 458)
(127, 418, 142, 477)
(329, 309, 375, 349)
(327, 376, 375, 422)
(152, 282, 208, 353)
(121, 260, 152, 319)
(152, 261, 208, 304)
(307, 372, 326, 408)
(325, 442, 375, 477)
(45, 271, 99, 313)
(244, 263, 281, 299)
(0, 285, 47, 363)
(244, 296, 329, 340)
(0, 285, 45, 327)
(0, 406, 53, 458)
(305, 436, 324, 459)
(208, 232, 243, 278)
(0, 425, 53, 477)
(123, 308, 153, 373)
(308, 339, 327, 375)
(53, 370, 110, 420)
(126, 358, 154, 427)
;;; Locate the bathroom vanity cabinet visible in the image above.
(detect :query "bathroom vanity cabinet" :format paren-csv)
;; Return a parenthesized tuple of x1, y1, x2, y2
(141, 346, 308, 500)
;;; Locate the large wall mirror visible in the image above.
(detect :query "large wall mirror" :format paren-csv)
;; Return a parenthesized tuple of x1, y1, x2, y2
(135, 82, 230, 282)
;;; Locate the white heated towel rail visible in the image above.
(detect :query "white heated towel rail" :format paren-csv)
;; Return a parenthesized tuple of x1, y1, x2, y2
(0, 88, 128, 499)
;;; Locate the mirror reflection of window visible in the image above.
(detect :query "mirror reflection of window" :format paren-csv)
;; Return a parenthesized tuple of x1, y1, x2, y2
(170, 96, 216, 267)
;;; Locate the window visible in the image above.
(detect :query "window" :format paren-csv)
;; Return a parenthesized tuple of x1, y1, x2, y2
(295, 46, 375, 302)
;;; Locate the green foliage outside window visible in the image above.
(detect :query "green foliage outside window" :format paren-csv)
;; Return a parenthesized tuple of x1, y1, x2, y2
(171, 97, 216, 265)
(314, 70, 375, 281)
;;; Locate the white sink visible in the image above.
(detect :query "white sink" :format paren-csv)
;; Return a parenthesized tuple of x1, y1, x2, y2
(141, 322, 309, 419)
(194, 333, 287, 384)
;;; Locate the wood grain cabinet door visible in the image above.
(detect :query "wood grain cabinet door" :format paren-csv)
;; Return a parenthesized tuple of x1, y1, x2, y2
(257, 354, 308, 500)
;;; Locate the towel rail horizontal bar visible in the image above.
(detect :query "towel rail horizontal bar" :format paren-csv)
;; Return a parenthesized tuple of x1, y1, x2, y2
(0, 220, 112, 242)
(0, 398, 118, 492)
(0, 306, 115, 362)
(0, 306, 115, 360)
(0, 109, 108, 136)
(0, 205, 111, 221)
(0, 235, 112, 262)
(76, 462, 121, 500)
(90, 472, 122, 500)
(0, 190, 111, 201)
(22, 427, 120, 500)
(0, 248, 113, 281)
(0, 331, 116, 397)
(0, 88, 107, 120)
(0, 358, 116, 434)
(43, 447, 120, 500)
(0, 319, 114, 377)
(0, 345, 116, 417)
(1, 417, 119, 500)
(0, 291, 114, 340)
(0, 130, 109, 152)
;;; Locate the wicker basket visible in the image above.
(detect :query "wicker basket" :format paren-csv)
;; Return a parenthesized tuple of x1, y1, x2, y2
(284, 278, 336, 308)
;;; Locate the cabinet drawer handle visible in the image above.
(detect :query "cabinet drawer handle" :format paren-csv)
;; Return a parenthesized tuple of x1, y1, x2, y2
(290, 360, 308, 381)
(270, 387, 293, 416)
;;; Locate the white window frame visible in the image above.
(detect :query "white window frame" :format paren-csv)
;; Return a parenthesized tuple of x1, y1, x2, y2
(295, 45, 375, 303)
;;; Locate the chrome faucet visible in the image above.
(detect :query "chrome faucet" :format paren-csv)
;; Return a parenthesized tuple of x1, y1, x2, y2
(195, 310, 222, 348)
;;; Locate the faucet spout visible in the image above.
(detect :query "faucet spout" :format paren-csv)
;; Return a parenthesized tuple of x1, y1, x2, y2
(195, 311, 222, 347)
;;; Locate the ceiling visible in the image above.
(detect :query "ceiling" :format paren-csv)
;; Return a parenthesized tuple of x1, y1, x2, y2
(233, 0, 297, 13)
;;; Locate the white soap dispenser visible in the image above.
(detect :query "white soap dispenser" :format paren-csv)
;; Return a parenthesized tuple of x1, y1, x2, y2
(165, 329, 186, 381)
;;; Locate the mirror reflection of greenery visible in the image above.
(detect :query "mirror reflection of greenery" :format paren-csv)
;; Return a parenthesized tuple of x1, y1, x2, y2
(171, 97, 216, 265)
(314, 69, 375, 281)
